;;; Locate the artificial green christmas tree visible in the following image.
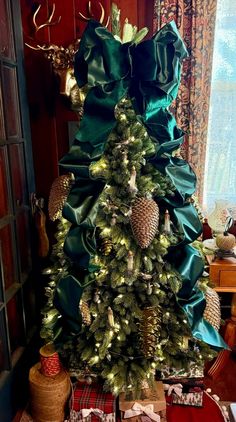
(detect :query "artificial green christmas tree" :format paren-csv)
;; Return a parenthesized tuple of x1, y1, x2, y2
(41, 19, 226, 395)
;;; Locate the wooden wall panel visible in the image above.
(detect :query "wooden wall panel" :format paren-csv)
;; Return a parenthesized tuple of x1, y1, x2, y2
(20, 0, 154, 199)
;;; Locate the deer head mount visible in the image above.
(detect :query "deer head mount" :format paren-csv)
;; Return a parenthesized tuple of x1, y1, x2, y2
(25, 1, 109, 108)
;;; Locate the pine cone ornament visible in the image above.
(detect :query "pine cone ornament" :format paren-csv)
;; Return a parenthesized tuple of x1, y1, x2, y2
(48, 173, 74, 221)
(203, 287, 221, 331)
(79, 301, 91, 326)
(138, 306, 162, 358)
(100, 238, 113, 256)
(130, 197, 159, 248)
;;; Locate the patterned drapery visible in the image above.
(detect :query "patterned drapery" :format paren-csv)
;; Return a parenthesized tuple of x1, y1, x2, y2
(153, 0, 217, 203)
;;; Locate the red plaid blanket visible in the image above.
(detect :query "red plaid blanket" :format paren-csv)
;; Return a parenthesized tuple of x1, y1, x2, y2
(72, 382, 116, 415)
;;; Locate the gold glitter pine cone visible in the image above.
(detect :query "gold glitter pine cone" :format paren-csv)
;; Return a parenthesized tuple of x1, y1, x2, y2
(203, 287, 221, 331)
(79, 301, 91, 326)
(130, 197, 159, 248)
(138, 306, 162, 358)
(100, 238, 113, 256)
(48, 173, 74, 221)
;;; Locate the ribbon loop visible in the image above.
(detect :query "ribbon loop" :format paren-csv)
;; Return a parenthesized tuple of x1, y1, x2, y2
(124, 402, 160, 422)
(163, 383, 183, 397)
(81, 408, 104, 419)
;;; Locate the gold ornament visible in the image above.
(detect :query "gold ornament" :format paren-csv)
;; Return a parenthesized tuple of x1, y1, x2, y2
(48, 173, 75, 221)
(216, 232, 236, 251)
(79, 301, 91, 326)
(130, 197, 159, 248)
(128, 166, 138, 194)
(138, 306, 162, 358)
(100, 238, 113, 256)
(164, 210, 171, 234)
(70, 84, 88, 117)
(108, 307, 115, 327)
(127, 251, 134, 273)
(203, 287, 221, 331)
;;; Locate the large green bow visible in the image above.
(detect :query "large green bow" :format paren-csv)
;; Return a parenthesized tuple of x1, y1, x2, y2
(55, 20, 227, 350)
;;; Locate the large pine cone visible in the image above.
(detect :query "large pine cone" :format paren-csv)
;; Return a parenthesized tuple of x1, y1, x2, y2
(203, 287, 221, 331)
(79, 301, 91, 326)
(138, 306, 162, 358)
(48, 173, 74, 221)
(130, 197, 159, 248)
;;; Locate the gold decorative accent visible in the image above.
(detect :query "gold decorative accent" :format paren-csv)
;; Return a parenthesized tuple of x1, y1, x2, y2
(203, 287, 221, 331)
(108, 307, 115, 327)
(48, 173, 75, 221)
(100, 238, 113, 256)
(138, 306, 162, 358)
(79, 301, 91, 326)
(130, 197, 159, 248)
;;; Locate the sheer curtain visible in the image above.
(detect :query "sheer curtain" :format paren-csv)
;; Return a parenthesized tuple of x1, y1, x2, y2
(203, 0, 236, 215)
(153, 0, 217, 203)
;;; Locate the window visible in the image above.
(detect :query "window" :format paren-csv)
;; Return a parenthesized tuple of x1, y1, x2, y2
(203, 0, 236, 214)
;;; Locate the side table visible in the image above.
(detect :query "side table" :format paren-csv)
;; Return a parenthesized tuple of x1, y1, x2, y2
(208, 257, 236, 378)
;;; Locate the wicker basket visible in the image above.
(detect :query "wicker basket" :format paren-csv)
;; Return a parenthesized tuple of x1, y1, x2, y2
(29, 363, 71, 422)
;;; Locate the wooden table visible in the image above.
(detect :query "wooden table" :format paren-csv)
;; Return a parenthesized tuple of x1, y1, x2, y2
(208, 257, 236, 378)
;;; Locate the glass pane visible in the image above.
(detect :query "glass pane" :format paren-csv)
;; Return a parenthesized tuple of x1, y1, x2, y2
(16, 211, 32, 276)
(0, 0, 15, 60)
(9, 143, 27, 208)
(2, 66, 21, 139)
(0, 310, 10, 371)
(7, 294, 25, 353)
(0, 147, 10, 218)
(0, 224, 17, 289)
(23, 280, 36, 336)
(203, 0, 236, 211)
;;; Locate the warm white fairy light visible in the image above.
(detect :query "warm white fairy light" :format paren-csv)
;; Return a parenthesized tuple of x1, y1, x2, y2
(103, 227, 111, 236)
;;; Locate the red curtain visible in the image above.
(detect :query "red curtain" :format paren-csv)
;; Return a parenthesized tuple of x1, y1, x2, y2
(153, 0, 217, 203)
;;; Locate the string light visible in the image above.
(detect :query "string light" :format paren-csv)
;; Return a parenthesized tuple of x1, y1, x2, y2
(103, 228, 111, 236)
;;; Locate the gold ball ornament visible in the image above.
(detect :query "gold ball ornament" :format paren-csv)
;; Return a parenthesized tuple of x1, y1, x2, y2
(216, 232, 236, 251)
(130, 197, 159, 248)
(48, 173, 75, 221)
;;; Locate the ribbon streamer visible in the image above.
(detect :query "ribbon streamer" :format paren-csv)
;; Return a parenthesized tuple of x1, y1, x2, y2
(54, 19, 227, 349)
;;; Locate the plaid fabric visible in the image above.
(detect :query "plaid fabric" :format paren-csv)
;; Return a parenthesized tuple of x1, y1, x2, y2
(72, 382, 116, 422)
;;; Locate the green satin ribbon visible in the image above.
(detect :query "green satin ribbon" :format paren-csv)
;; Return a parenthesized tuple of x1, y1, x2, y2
(56, 20, 227, 349)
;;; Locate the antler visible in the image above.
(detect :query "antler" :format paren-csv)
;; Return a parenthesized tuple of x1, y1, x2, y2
(25, 3, 61, 50)
(78, 1, 110, 28)
(33, 3, 61, 33)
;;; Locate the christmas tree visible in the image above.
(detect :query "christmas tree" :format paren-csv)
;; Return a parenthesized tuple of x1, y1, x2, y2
(41, 19, 226, 394)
